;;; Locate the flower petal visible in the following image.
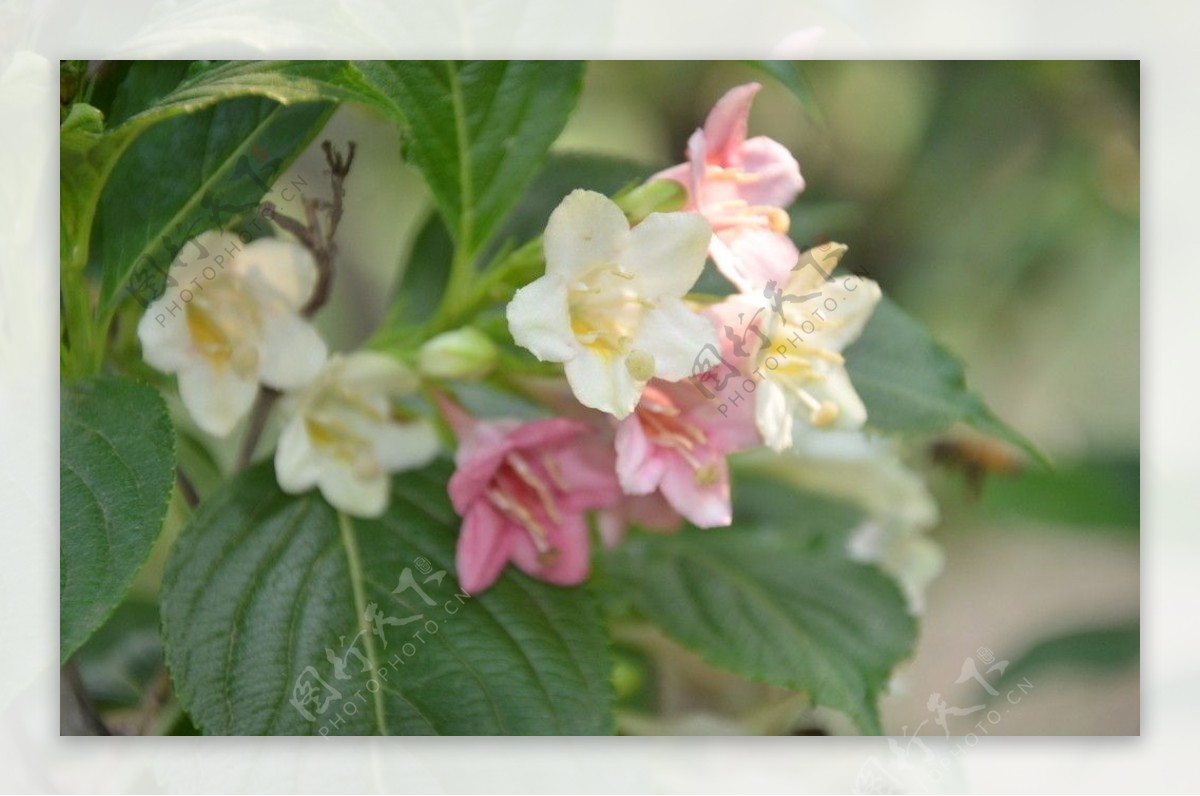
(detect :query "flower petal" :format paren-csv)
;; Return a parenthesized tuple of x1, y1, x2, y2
(509, 512, 590, 587)
(622, 211, 711, 298)
(274, 416, 322, 493)
(702, 82, 761, 164)
(177, 363, 258, 437)
(168, 230, 244, 289)
(798, 274, 882, 353)
(373, 419, 441, 471)
(257, 311, 328, 389)
(506, 275, 576, 363)
(236, 237, 318, 310)
(806, 362, 869, 431)
(756, 379, 794, 452)
(632, 297, 718, 382)
(456, 503, 515, 594)
(738, 135, 805, 207)
(563, 349, 642, 418)
(711, 228, 799, 293)
(614, 414, 665, 495)
(137, 297, 193, 373)
(317, 464, 389, 518)
(543, 189, 630, 281)
(658, 456, 732, 528)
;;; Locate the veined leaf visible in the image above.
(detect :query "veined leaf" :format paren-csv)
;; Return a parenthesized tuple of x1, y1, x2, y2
(354, 60, 584, 257)
(160, 461, 613, 735)
(845, 296, 1044, 462)
(605, 522, 915, 735)
(61, 377, 176, 660)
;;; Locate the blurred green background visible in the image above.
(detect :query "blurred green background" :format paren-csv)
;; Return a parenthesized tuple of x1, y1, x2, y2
(233, 60, 1142, 734)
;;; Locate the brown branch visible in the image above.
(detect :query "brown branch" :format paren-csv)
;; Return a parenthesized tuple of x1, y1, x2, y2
(129, 666, 173, 736)
(176, 467, 200, 508)
(234, 387, 280, 471)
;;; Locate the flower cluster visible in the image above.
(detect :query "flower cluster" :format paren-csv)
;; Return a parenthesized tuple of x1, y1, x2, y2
(477, 82, 884, 591)
(138, 84, 890, 595)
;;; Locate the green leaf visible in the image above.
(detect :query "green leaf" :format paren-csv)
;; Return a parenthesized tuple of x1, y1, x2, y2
(974, 622, 1139, 704)
(93, 97, 334, 316)
(604, 522, 916, 735)
(354, 60, 585, 257)
(485, 151, 656, 255)
(160, 461, 614, 735)
(106, 61, 193, 127)
(845, 296, 1044, 462)
(149, 61, 395, 119)
(744, 60, 825, 124)
(74, 598, 164, 709)
(388, 212, 456, 327)
(980, 457, 1139, 533)
(61, 377, 176, 661)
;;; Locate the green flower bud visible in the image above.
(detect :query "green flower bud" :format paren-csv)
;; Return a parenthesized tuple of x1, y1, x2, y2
(615, 178, 687, 222)
(417, 327, 498, 381)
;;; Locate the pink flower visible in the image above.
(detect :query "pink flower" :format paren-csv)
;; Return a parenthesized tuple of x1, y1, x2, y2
(441, 399, 620, 593)
(613, 373, 760, 529)
(654, 82, 805, 292)
(597, 491, 683, 549)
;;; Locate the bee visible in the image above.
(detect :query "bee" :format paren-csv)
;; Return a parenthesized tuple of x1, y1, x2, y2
(930, 434, 1024, 496)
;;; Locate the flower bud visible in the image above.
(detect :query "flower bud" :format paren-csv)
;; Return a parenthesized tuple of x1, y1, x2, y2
(615, 178, 687, 222)
(417, 327, 498, 381)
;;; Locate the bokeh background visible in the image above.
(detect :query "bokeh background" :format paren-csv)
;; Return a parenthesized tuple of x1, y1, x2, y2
(241, 60, 1141, 736)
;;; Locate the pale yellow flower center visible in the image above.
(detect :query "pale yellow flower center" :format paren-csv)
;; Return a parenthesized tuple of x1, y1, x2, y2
(303, 384, 389, 479)
(764, 327, 845, 428)
(567, 264, 653, 358)
(184, 279, 262, 378)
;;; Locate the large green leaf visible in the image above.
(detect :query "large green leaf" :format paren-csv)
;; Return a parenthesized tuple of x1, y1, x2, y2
(354, 60, 585, 257)
(605, 521, 916, 735)
(61, 377, 176, 661)
(92, 97, 334, 316)
(161, 461, 614, 735)
(845, 296, 1042, 460)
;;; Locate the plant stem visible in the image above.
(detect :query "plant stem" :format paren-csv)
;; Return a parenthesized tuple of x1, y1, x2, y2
(234, 388, 279, 471)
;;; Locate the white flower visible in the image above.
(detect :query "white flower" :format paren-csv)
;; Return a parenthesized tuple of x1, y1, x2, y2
(750, 242, 882, 451)
(742, 429, 943, 613)
(137, 231, 327, 437)
(506, 189, 716, 419)
(274, 352, 440, 518)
